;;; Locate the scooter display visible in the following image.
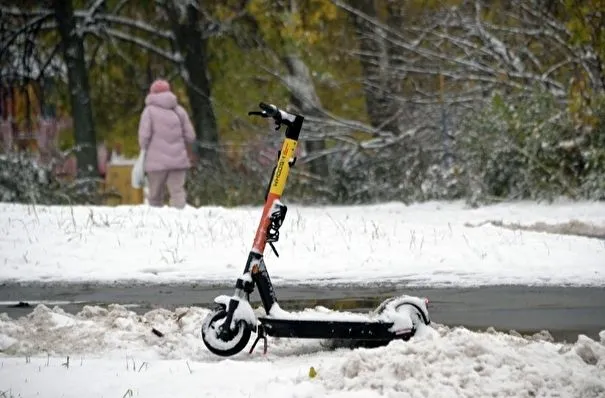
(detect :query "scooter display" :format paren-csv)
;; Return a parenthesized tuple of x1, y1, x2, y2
(201, 102, 431, 357)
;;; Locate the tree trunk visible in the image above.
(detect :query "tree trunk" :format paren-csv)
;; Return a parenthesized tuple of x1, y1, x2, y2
(349, 0, 400, 134)
(165, 2, 219, 162)
(52, 0, 98, 177)
(282, 54, 329, 177)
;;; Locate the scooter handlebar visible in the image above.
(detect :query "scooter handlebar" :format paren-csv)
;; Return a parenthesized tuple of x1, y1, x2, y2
(249, 102, 297, 129)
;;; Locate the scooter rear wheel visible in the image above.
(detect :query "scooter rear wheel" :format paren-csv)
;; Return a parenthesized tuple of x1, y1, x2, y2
(202, 306, 252, 357)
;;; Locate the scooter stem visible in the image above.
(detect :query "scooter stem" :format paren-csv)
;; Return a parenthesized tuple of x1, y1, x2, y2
(227, 104, 304, 322)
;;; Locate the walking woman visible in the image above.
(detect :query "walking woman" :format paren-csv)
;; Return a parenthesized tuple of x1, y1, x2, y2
(137, 79, 196, 208)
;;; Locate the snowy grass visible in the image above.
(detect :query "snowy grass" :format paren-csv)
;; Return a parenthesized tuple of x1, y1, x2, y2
(0, 304, 604, 397)
(1, 200, 604, 287)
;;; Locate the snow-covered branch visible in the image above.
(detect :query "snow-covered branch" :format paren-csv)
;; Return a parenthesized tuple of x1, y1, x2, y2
(336, 0, 600, 100)
(0, 6, 53, 18)
(0, 13, 54, 54)
(92, 14, 173, 40)
(100, 27, 180, 62)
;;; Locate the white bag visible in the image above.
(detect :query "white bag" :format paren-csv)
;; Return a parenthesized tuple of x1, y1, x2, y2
(131, 149, 146, 189)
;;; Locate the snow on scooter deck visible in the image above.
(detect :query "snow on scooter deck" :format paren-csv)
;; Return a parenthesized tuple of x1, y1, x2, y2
(257, 296, 429, 341)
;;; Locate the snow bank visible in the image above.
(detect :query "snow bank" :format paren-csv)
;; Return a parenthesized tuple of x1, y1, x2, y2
(0, 304, 604, 397)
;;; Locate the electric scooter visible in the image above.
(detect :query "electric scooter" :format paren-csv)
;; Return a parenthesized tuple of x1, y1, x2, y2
(201, 102, 431, 357)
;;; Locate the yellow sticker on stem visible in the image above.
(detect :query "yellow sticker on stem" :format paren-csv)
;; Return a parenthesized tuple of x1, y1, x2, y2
(269, 138, 297, 196)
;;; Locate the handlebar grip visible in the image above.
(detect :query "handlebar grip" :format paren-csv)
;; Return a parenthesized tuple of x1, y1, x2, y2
(251, 102, 297, 126)
(259, 102, 278, 117)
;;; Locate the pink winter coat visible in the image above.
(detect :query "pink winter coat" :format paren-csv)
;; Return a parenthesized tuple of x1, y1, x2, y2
(138, 91, 196, 172)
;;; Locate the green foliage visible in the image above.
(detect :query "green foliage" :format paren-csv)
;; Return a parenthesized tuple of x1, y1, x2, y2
(185, 155, 267, 206)
(0, 153, 106, 205)
(579, 96, 605, 199)
(248, 0, 340, 51)
(242, 0, 366, 119)
(299, 142, 463, 205)
(564, 0, 605, 56)
(207, 36, 289, 144)
(459, 90, 605, 203)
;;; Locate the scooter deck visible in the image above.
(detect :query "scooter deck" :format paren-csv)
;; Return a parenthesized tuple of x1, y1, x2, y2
(257, 316, 415, 341)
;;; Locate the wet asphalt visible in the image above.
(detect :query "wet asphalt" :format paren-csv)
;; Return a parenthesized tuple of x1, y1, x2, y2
(1, 283, 604, 343)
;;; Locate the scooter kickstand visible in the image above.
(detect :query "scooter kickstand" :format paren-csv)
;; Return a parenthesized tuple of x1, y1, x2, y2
(249, 324, 268, 355)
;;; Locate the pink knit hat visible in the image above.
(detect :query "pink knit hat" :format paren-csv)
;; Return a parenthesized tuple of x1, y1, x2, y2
(149, 79, 170, 94)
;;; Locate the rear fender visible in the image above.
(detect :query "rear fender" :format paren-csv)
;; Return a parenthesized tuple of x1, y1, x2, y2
(375, 295, 431, 325)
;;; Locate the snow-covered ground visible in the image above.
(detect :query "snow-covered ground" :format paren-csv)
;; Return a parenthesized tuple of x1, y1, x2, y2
(1, 200, 604, 286)
(1, 200, 605, 397)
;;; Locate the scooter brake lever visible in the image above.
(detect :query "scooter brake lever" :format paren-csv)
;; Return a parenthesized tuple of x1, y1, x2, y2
(248, 111, 282, 130)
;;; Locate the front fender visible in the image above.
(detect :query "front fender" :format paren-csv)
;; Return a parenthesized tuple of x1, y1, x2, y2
(213, 295, 258, 331)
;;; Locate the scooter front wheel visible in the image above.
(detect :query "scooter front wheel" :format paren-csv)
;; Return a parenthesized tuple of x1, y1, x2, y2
(201, 306, 252, 357)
